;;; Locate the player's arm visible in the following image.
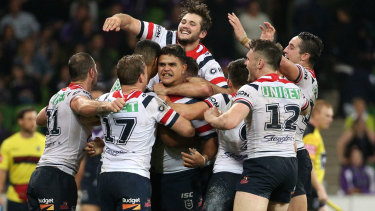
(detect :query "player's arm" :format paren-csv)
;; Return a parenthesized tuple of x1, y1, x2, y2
(158, 125, 196, 147)
(102, 13, 141, 35)
(0, 169, 6, 206)
(279, 56, 302, 83)
(78, 116, 101, 126)
(36, 107, 47, 126)
(186, 77, 231, 95)
(70, 96, 126, 117)
(154, 80, 214, 98)
(204, 103, 249, 130)
(164, 99, 209, 121)
(168, 115, 195, 138)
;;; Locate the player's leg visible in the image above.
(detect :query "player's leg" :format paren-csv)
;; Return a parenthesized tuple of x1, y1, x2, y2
(267, 201, 289, 211)
(288, 195, 307, 211)
(159, 169, 201, 211)
(27, 166, 77, 211)
(204, 172, 241, 211)
(288, 149, 312, 211)
(233, 191, 269, 211)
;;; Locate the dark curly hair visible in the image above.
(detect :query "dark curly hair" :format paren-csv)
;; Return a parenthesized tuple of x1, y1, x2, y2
(179, 0, 212, 32)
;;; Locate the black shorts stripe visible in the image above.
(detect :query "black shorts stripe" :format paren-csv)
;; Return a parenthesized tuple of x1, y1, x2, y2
(142, 95, 154, 108)
(166, 113, 179, 128)
(222, 93, 230, 105)
(137, 21, 145, 39)
(198, 56, 214, 69)
(166, 31, 173, 45)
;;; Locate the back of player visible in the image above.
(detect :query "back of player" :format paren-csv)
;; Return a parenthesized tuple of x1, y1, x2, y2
(202, 58, 249, 211)
(27, 52, 125, 211)
(96, 55, 194, 211)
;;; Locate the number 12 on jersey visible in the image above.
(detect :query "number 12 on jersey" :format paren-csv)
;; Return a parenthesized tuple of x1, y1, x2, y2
(265, 104, 300, 131)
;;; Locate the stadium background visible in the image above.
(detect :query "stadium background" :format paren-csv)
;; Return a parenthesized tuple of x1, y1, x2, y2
(0, 0, 374, 210)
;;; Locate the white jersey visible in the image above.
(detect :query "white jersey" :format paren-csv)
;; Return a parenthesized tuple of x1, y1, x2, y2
(293, 64, 318, 150)
(97, 90, 179, 178)
(204, 93, 247, 174)
(38, 83, 92, 176)
(137, 20, 228, 89)
(233, 73, 309, 159)
(151, 96, 217, 174)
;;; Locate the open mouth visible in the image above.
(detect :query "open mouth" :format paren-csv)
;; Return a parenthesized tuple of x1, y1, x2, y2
(162, 72, 173, 78)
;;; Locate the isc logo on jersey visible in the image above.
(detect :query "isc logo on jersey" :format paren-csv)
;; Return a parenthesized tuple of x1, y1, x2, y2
(38, 198, 54, 210)
(122, 197, 141, 210)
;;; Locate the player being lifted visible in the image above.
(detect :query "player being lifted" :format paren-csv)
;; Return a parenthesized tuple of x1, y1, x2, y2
(204, 39, 309, 211)
(150, 45, 217, 211)
(103, 0, 229, 97)
(92, 54, 195, 211)
(228, 13, 323, 211)
(27, 52, 126, 211)
(164, 58, 250, 211)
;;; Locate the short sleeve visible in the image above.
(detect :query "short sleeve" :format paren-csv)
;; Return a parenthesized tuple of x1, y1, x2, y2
(146, 95, 180, 128)
(0, 141, 10, 170)
(233, 84, 257, 110)
(199, 59, 227, 88)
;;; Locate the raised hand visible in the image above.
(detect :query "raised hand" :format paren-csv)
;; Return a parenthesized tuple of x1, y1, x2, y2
(259, 22, 276, 41)
(228, 12, 247, 43)
(103, 16, 121, 32)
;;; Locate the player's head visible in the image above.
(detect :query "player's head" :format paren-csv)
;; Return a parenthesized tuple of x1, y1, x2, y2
(17, 107, 37, 134)
(184, 56, 199, 78)
(158, 44, 187, 87)
(68, 52, 97, 85)
(227, 58, 249, 89)
(134, 40, 161, 79)
(311, 99, 333, 130)
(116, 54, 148, 90)
(245, 39, 282, 81)
(283, 32, 323, 68)
(178, 0, 212, 45)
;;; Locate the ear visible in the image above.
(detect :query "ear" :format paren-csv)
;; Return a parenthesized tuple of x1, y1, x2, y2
(301, 52, 310, 62)
(89, 68, 95, 78)
(182, 63, 187, 75)
(199, 30, 207, 39)
(258, 58, 264, 69)
(227, 79, 233, 89)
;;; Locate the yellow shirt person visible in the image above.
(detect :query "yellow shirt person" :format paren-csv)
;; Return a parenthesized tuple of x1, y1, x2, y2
(0, 108, 45, 211)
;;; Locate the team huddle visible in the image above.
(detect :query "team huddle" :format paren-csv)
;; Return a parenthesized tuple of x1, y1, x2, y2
(25, 1, 324, 211)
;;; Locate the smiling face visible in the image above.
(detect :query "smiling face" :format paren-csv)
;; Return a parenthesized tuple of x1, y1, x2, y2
(283, 36, 302, 64)
(158, 54, 186, 87)
(177, 13, 206, 45)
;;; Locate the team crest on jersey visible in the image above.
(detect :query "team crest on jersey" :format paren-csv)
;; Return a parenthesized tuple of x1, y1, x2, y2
(240, 176, 249, 184)
(158, 105, 165, 111)
(184, 199, 193, 210)
(155, 25, 162, 38)
(210, 68, 217, 74)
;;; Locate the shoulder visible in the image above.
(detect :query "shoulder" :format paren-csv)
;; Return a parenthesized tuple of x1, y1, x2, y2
(34, 132, 46, 140)
(1, 133, 19, 148)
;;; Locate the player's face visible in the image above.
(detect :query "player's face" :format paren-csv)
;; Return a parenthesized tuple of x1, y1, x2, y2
(178, 13, 205, 45)
(284, 36, 302, 64)
(245, 49, 258, 82)
(158, 54, 186, 87)
(19, 111, 37, 134)
(318, 106, 333, 130)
